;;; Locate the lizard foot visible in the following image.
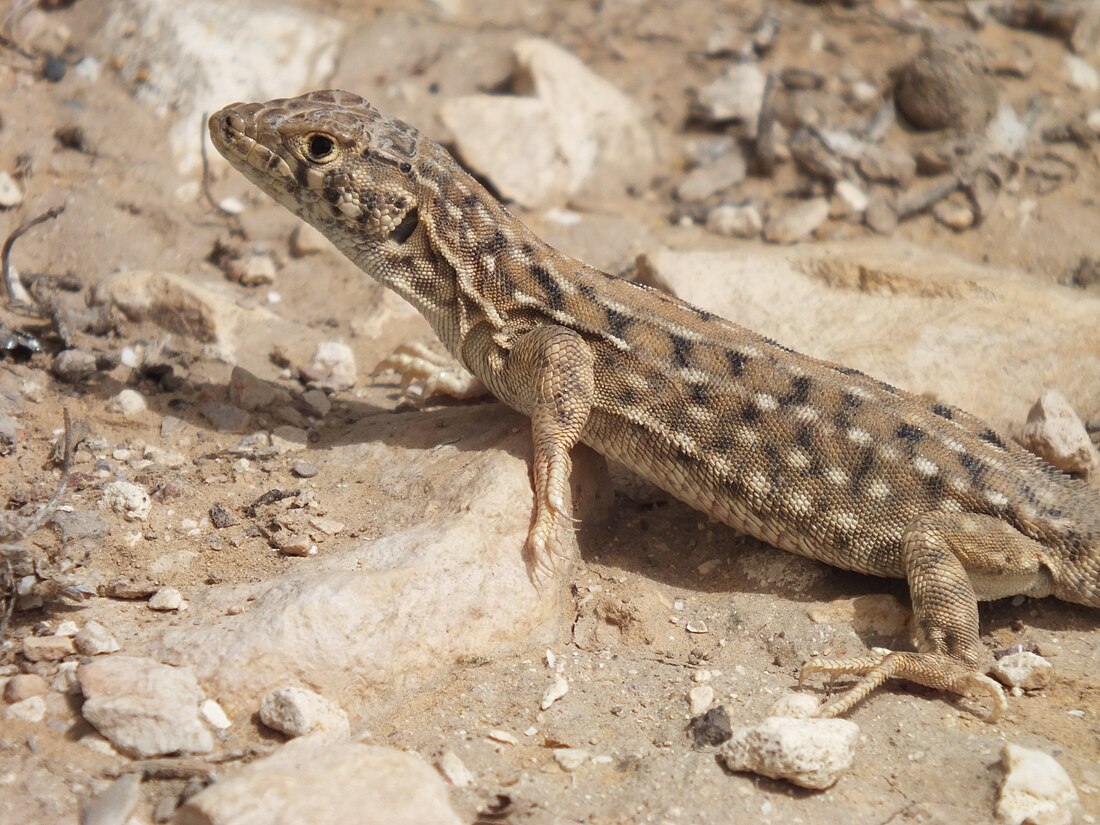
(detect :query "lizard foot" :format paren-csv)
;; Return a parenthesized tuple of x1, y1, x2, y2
(800, 650, 1007, 721)
(376, 342, 488, 404)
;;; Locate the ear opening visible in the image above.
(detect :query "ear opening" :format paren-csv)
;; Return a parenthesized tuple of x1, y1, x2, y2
(391, 207, 419, 244)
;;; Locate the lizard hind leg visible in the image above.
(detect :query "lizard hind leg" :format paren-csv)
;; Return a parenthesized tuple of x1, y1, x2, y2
(801, 512, 1051, 720)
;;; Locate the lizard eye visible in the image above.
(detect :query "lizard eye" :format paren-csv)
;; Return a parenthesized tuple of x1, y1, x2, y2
(306, 134, 335, 161)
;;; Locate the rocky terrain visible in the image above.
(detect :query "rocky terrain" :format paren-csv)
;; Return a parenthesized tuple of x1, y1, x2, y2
(1, 0, 1099, 823)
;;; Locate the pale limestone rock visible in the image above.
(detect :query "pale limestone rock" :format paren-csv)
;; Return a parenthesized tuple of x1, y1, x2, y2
(1064, 54, 1099, 91)
(694, 62, 767, 135)
(81, 775, 141, 825)
(259, 686, 350, 739)
(146, 419, 609, 709)
(441, 96, 565, 208)
(706, 204, 763, 239)
(677, 152, 747, 202)
(763, 198, 830, 244)
(540, 674, 569, 710)
(438, 750, 474, 788)
(443, 38, 655, 209)
(4, 695, 47, 723)
(5, 673, 49, 703)
(78, 656, 213, 756)
(1021, 390, 1098, 477)
(100, 0, 342, 174)
(720, 716, 860, 789)
(199, 699, 232, 730)
(75, 621, 121, 656)
(767, 693, 821, 719)
(992, 652, 1054, 691)
(997, 744, 1079, 825)
(148, 587, 185, 611)
(688, 685, 715, 717)
(107, 389, 147, 416)
(833, 180, 868, 216)
(309, 341, 357, 391)
(642, 242, 1100, 431)
(90, 270, 280, 361)
(0, 171, 24, 208)
(554, 748, 590, 771)
(807, 594, 910, 638)
(858, 145, 916, 185)
(513, 38, 656, 205)
(176, 740, 463, 825)
(23, 635, 75, 662)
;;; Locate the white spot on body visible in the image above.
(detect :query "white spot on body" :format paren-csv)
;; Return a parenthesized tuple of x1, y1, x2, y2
(847, 428, 872, 445)
(829, 511, 860, 533)
(939, 499, 963, 512)
(826, 467, 849, 486)
(787, 490, 813, 516)
(985, 490, 1009, 507)
(746, 471, 772, 498)
(868, 480, 891, 500)
(913, 456, 939, 477)
(339, 201, 361, 218)
(948, 476, 970, 494)
(733, 427, 758, 447)
(786, 449, 810, 469)
(755, 393, 778, 412)
(794, 406, 819, 423)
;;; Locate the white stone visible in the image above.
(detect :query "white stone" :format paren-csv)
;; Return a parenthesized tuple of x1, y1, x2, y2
(998, 743, 1079, 825)
(768, 693, 826, 719)
(4, 695, 47, 723)
(148, 587, 185, 611)
(1022, 389, 1098, 477)
(217, 196, 244, 215)
(101, 481, 151, 522)
(310, 341, 357, 390)
(833, 180, 868, 215)
(540, 674, 569, 710)
(0, 171, 24, 208)
(199, 698, 232, 730)
(1087, 109, 1100, 135)
(438, 750, 474, 788)
(78, 656, 213, 757)
(677, 152, 747, 202)
(178, 741, 463, 825)
(1065, 55, 1100, 92)
(554, 748, 590, 771)
(706, 204, 763, 239)
(55, 620, 80, 637)
(763, 198, 830, 244)
(107, 388, 147, 416)
(688, 685, 715, 717)
(100, 0, 342, 174)
(259, 685, 350, 739)
(695, 62, 767, 135)
(992, 652, 1054, 691)
(720, 716, 860, 789)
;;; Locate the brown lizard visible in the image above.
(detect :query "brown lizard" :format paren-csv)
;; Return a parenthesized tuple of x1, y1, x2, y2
(209, 90, 1099, 720)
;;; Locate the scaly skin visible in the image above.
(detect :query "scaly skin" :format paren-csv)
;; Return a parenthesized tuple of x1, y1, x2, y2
(209, 90, 1100, 720)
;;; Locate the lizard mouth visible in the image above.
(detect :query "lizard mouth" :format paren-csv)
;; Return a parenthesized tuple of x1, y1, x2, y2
(208, 106, 293, 181)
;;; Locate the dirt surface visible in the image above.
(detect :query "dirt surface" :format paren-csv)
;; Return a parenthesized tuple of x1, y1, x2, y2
(2, 1, 1100, 823)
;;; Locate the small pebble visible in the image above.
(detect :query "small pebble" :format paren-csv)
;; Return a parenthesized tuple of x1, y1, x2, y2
(763, 198, 829, 244)
(933, 199, 975, 231)
(292, 460, 319, 478)
(5, 673, 49, 703)
(148, 587, 185, 611)
(721, 716, 860, 790)
(258, 686, 349, 739)
(200, 699, 232, 730)
(1021, 390, 1097, 478)
(833, 180, 868, 215)
(23, 635, 75, 661)
(1065, 55, 1099, 92)
(276, 535, 316, 556)
(4, 694, 47, 722)
(107, 388, 147, 416)
(998, 744, 1079, 825)
(0, 171, 24, 208)
(74, 621, 121, 655)
(540, 674, 569, 710)
(217, 197, 245, 216)
(487, 729, 518, 745)
(705, 204, 763, 239)
(685, 620, 709, 634)
(553, 748, 590, 772)
(688, 685, 715, 717)
(991, 651, 1053, 691)
(438, 750, 474, 788)
(299, 388, 331, 418)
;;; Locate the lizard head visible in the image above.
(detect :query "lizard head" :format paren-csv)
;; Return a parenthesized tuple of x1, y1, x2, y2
(209, 90, 426, 263)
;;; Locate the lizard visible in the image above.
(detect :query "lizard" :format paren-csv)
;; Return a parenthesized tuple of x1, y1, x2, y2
(209, 89, 1100, 721)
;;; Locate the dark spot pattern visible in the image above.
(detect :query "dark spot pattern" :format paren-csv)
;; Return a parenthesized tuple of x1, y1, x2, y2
(740, 401, 760, 423)
(726, 350, 748, 377)
(851, 450, 875, 493)
(959, 453, 984, 483)
(980, 429, 1007, 450)
(669, 334, 694, 368)
(895, 423, 924, 443)
(779, 376, 812, 407)
(607, 307, 634, 340)
(842, 392, 863, 409)
(531, 265, 564, 311)
(690, 383, 710, 406)
(932, 404, 954, 420)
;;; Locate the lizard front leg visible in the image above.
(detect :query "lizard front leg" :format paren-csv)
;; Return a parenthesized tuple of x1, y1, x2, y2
(496, 326, 596, 579)
(802, 512, 1054, 720)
